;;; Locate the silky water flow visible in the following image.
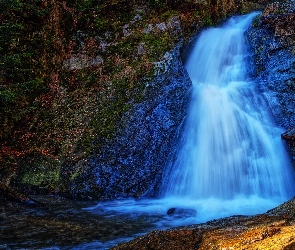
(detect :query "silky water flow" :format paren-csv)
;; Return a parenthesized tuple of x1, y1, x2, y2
(84, 12, 295, 246)
(158, 11, 295, 220)
(3, 12, 295, 250)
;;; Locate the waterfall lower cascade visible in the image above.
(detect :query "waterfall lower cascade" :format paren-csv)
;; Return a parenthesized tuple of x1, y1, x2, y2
(160, 12, 295, 217)
(84, 14, 295, 246)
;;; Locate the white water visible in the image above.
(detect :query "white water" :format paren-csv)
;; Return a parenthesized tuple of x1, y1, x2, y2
(84, 13, 295, 247)
(160, 12, 295, 203)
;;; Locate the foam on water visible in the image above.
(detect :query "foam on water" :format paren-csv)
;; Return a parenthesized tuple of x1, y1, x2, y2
(84, 195, 284, 231)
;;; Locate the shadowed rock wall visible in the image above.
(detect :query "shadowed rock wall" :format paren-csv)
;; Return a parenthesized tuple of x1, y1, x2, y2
(246, 0, 295, 165)
(72, 44, 192, 199)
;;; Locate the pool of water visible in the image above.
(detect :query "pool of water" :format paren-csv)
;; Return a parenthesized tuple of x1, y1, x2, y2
(0, 196, 156, 250)
(0, 195, 284, 250)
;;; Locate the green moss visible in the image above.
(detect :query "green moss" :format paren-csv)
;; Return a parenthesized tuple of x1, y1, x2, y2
(21, 157, 61, 188)
(252, 14, 261, 28)
(148, 0, 167, 8)
(94, 15, 109, 31)
(203, 11, 215, 26)
(0, 90, 17, 103)
(161, 10, 179, 20)
(141, 32, 172, 61)
(69, 167, 83, 181)
(22, 169, 60, 186)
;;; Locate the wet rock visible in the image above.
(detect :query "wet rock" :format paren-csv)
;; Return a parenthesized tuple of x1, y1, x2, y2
(246, 0, 295, 174)
(167, 16, 183, 40)
(246, 1, 295, 130)
(0, 182, 41, 205)
(143, 24, 153, 34)
(123, 24, 131, 37)
(167, 207, 197, 217)
(63, 54, 103, 70)
(156, 22, 167, 32)
(137, 42, 146, 55)
(167, 207, 176, 215)
(112, 198, 295, 250)
(260, 14, 295, 37)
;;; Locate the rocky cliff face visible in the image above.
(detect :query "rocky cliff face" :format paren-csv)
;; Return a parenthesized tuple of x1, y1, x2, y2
(246, 0, 295, 164)
(0, 0, 247, 198)
(72, 44, 192, 199)
(247, 0, 295, 129)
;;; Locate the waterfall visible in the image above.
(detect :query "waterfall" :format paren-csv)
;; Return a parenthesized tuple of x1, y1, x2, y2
(85, 13, 295, 234)
(160, 12, 295, 203)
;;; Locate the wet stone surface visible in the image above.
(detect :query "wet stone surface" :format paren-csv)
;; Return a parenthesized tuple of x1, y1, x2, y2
(112, 197, 295, 250)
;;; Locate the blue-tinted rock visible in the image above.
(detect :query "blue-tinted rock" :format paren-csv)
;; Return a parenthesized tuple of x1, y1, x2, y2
(72, 44, 192, 199)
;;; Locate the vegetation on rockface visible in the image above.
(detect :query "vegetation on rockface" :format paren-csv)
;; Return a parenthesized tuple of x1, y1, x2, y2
(0, 0, 269, 199)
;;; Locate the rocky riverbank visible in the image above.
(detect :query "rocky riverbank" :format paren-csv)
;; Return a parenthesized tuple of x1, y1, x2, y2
(112, 197, 295, 250)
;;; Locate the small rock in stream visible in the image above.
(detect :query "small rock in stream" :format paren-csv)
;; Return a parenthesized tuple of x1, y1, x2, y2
(167, 207, 197, 217)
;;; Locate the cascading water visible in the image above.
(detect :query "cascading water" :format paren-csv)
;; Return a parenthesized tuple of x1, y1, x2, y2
(3, 12, 295, 250)
(82, 12, 295, 248)
(160, 12, 295, 210)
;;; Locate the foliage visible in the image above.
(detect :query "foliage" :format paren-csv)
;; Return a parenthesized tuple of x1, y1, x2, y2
(0, 0, 51, 141)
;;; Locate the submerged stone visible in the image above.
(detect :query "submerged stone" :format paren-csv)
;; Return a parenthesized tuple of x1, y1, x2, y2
(167, 207, 197, 217)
